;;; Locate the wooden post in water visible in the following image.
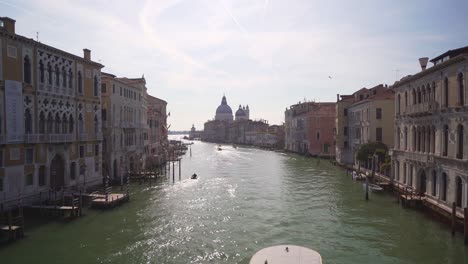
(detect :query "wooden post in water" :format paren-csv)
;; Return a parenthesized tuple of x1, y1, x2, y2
(464, 207, 468, 245)
(179, 159, 181, 181)
(190, 146, 192, 157)
(79, 191, 83, 217)
(172, 160, 175, 182)
(365, 176, 369, 201)
(452, 202, 457, 236)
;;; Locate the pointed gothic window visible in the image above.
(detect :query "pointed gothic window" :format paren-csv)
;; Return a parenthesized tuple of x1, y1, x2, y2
(24, 55, 31, 84)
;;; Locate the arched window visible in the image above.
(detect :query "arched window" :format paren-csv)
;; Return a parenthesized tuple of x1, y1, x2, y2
(70, 162, 76, 180)
(418, 88, 422, 104)
(62, 67, 67, 87)
(78, 114, 84, 134)
(441, 173, 447, 201)
(94, 114, 99, 134)
(55, 113, 61, 134)
(68, 69, 73, 89)
(23, 55, 31, 84)
(25, 109, 32, 134)
(47, 63, 52, 85)
(421, 85, 427, 103)
(456, 177, 463, 207)
(404, 91, 408, 107)
(412, 89, 416, 105)
(39, 111, 45, 133)
(457, 124, 463, 159)
(55, 65, 60, 86)
(458, 73, 464, 106)
(78, 71, 83, 94)
(397, 94, 401, 114)
(432, 82, 436, 102)
(47, 112, 53, 133)
(93, 76, 99, 96)
(431, 170, 437, 196)
(69, 115, 74, 134)
(404, 127, 408, 150)
(403, 163, 407, 184)
(427, 85, 431, 102)
(39, 60, 44, 83)
(443, 125, 449, 156)
(397, 127, 401, 149)
(62, 114, 68, 134)
(412, 128, 417, 151)
(444, 77, 449, 107)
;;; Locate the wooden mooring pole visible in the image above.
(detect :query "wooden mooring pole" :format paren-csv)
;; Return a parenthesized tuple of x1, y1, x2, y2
(172, 161, 175, 182)
(451, 202, 456, 236)
(365, 176, 369, 201)
(179, 159, 181, 181)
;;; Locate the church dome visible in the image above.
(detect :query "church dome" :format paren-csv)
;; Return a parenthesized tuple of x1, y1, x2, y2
(235, 105, 246, 117)
(216, 96, 232, 114)
(215, 95, 234, 122)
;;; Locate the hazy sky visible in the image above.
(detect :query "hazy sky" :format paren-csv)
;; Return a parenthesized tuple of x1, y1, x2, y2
(2, 0, 468, 130)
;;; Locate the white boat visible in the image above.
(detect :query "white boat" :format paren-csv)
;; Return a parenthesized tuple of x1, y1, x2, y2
(250, 245, 322, 264)
(364, 183, 383, 192)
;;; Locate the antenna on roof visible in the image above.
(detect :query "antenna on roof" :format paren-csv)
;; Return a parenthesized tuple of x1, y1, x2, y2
(395, 69, 400, 81)
(36, 32, 39, 42)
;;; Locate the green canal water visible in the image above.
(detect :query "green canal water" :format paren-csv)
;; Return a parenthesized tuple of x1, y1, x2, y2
(1, 139, 468, 264)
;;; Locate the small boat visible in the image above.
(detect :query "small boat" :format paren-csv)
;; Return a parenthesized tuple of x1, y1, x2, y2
(191, 173, 198, 179)
(233, 145, 237, 149)
(217, 147, 222, 151)
(364, 183, 383, 192)
(369, 183, 383, 192)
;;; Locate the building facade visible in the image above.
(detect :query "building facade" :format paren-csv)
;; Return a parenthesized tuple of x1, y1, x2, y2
(284, 103, 310, 154)
(285, 102, 336, 157)
(308, 103, 336, 157)
(335, 85, 394, 165)
(0, 17, 104, 203)
(101, 73, 149, 182)
(392, 47, 468, 211)
(147, 94, 168, 164)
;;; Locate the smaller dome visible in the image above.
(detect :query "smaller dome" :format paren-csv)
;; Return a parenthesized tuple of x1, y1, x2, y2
(236, 108, 246, 117)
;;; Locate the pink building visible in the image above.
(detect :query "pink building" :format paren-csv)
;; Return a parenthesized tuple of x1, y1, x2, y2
(307, 103, 336, 157)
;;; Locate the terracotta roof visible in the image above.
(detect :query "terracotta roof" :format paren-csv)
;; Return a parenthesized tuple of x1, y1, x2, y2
(430, 46, 468, 63)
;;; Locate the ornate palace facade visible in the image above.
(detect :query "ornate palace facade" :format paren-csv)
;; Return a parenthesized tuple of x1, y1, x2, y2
(392, 47, 468, 211)
(0, 17, 104, 203)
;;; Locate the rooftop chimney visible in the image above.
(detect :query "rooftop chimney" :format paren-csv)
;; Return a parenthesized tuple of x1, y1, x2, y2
(336, 94, 340, 102)
(83, 49, 91, 61)
(0, 17, 16, 34)
(419, 57, 429, 71)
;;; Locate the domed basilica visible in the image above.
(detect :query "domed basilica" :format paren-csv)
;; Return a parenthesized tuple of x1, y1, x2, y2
(215, 95, 249, 122)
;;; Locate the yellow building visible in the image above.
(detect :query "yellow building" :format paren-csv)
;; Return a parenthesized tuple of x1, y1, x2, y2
(0, 17, 104, 205)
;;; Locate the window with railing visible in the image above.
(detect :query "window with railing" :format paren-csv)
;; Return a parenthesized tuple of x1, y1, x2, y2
(39, 166, 46, 186)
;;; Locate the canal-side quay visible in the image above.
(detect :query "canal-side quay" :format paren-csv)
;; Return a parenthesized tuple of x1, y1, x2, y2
(0, 140, 467, 264)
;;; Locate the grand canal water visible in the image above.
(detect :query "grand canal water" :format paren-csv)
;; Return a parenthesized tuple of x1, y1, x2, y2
(1, 138, 468, 264)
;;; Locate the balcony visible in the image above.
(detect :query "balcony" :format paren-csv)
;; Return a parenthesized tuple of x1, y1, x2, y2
(127, 145, 137, 152)
(24, 134, 74, 143)
(405, 102, 438, 117)
(97, 132, 103, 140)
(393, 149, 434, 164)
(120, 121, 137, 129)
(78, 133, 88, 141)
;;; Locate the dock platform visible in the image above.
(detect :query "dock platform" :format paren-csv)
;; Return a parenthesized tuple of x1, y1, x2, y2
(90, 193, 129, 209)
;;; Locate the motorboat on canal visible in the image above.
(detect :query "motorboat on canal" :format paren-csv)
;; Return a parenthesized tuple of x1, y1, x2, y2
(369, 183, 383, 192)
(250, 245, 322, 264)
(217, 147, 222, 151)
(191, 173, 198, 179)
(363, 183, 384, 192)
